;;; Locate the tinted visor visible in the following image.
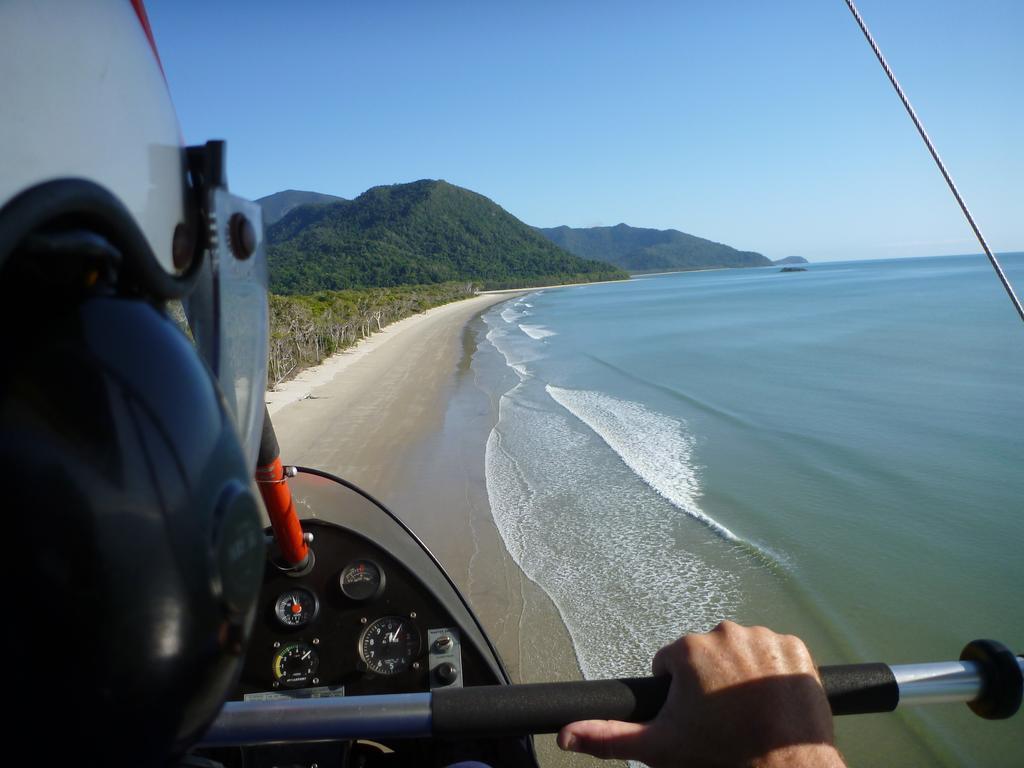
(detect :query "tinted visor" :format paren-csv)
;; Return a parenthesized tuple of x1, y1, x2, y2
(184, 189, 268, 469)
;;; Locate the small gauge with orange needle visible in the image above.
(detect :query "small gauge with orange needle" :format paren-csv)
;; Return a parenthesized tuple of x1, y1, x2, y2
(273, 588, 319, 628)
(340, 559, 385, 601)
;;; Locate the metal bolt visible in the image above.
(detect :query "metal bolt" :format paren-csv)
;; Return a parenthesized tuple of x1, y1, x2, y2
(273, 641, 281, 648)
(228, 213, 256, 260)
(172, 222, 194, 271)
(312, 638, 320, 645)
(285, 465, 299, 478)
(409, 611, 417, 619)
(360, 617, 368, 624)
(312, 677, 319, 685)
(411, 662, 420, 670)
(272, 681, 280, 689)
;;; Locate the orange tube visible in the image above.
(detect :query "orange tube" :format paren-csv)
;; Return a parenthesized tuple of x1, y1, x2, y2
(255, 456, 309, 567)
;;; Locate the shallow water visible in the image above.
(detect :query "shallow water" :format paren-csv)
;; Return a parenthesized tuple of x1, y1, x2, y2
(480, 254, 1024, 766)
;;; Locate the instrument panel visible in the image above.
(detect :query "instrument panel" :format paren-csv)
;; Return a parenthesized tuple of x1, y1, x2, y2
(207, 471, 537, 767)
(235, 519, 493, 700)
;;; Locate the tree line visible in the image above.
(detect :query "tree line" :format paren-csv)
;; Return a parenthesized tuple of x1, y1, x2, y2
(267, 281, 476, 387)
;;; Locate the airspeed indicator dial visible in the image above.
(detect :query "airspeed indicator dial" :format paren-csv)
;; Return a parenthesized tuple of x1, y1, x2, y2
(359, 616, 420, 675)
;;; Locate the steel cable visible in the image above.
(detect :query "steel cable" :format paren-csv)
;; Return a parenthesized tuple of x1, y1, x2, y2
(843, 0, 1024, 323)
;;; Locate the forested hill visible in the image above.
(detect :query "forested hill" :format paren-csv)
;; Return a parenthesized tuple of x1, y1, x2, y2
(266, 180, 627, 294)
(257, 190, 347, 226)
(537, 223, 771, 272)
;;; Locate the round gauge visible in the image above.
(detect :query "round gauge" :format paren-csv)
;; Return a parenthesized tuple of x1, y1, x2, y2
(359, 616, 421, 675)
(272, 643, 319, 688)
(340, 559, 385, 601)
(274, 588, 319, 628)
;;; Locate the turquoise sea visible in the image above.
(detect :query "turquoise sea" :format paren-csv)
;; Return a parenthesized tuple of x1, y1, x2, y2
(478, 254, 1023, 766)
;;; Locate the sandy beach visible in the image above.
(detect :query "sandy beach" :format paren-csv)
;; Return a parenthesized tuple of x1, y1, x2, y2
(268, 293, 601, 767)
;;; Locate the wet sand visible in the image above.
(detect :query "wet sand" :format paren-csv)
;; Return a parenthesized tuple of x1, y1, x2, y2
(269, 293, 604, 767)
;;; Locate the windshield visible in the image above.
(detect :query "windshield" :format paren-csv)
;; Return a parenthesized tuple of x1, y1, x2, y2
(150, 2, 1022, 765)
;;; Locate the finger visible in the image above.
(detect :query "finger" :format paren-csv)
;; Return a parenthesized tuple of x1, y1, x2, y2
(558, 719, 654, 762)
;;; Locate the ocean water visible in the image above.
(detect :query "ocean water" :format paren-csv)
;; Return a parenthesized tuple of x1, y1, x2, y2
(479, 254, 1024, 766)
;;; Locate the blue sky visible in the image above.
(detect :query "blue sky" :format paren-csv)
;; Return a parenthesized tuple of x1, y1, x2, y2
(149, 1, 1021, 261)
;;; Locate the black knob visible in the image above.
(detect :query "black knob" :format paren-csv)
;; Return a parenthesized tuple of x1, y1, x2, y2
(960, 639, 1023, 720)
(228, 213, 256, 260)
(436, 662, 458, 686)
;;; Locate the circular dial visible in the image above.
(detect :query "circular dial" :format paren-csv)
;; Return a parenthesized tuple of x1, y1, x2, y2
(274, 588, 319, 628)
(272, 643, 319, 688)
(359, 616, 420, 675)
(340, 559, 385, 601)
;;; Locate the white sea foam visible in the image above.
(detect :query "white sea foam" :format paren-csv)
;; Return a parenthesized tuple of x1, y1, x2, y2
(484, 389, 742, 680)
(546, 385, 742, 543)
(500, 307, 521, 324)
(519, 324, 557, 340)
(485, 325, 533, 381)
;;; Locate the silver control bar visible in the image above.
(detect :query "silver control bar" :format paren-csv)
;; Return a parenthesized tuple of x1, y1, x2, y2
(895, 660, 1003, 706)
(199, 655, 1024, 747)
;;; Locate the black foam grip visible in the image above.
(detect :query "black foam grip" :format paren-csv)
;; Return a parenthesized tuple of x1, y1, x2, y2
(819, 663, 898, 715)
(431, 677, 671, 738)
(257, 405, 280, 467)
(960, 639, 1023, 720)
(432, 665, 907, 737)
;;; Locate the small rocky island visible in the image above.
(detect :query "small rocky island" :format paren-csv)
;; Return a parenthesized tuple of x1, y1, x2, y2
(780, 266, 808, 272)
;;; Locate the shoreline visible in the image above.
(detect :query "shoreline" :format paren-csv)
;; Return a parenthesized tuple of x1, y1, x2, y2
(480, 275, 632, 294)
(266, 294, 498, 416)
(265, 278, 628, 415)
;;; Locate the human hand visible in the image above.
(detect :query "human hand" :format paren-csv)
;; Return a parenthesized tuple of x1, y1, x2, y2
(557, 621, 846, 767)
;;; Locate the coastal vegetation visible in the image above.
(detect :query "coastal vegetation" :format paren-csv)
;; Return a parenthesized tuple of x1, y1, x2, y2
(266, 180, 627, 293)
(537, 223, 771, 272)
(266, 281, 476, 387)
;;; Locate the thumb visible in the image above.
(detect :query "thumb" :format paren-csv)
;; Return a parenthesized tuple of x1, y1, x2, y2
(558, 719, 654, 762)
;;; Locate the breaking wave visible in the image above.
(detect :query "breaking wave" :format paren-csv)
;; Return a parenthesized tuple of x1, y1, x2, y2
(485, 393, 743, 679)
(543, 386, 785, 569)
(519, 324, 557, 340)
(500, 307, 522, 324)
(546, 385, 739, 542)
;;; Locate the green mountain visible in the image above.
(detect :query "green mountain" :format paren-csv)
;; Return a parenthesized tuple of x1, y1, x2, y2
(537, 223, 771, 272)
(266, 180, 627, 293)
(773, 256, 809, 265)
(257, 190, 347, 226)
